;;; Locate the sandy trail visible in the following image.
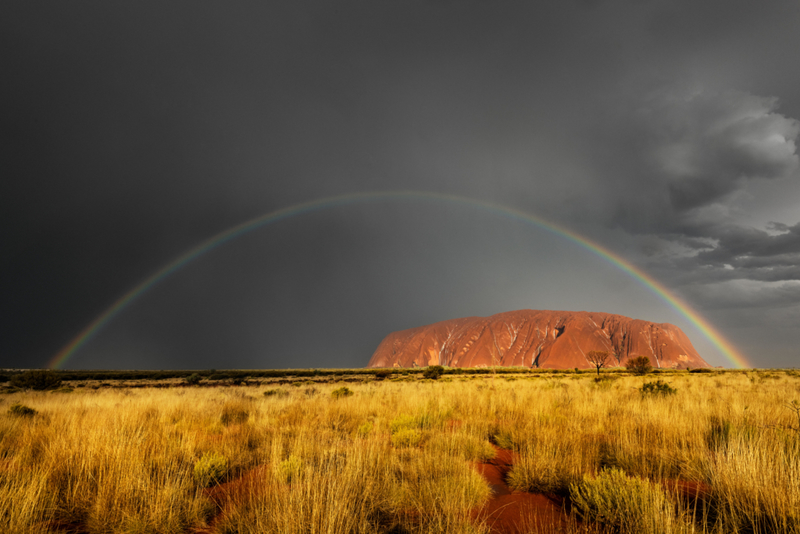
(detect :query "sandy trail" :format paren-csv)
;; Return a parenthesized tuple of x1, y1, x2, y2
(472, 445, 572, 534)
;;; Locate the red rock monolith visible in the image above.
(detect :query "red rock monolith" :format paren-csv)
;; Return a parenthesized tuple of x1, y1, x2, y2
(367, 310, 710, 370)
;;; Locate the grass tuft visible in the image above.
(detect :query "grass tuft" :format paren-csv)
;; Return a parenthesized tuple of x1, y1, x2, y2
(570, 468, 691, 534)
(193, 451, 228, 487)
(7, 402, 36, 417)
(331, 386, 354, 399)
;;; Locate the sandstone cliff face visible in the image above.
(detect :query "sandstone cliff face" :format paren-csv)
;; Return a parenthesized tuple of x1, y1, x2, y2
(368, 310, 710, 370)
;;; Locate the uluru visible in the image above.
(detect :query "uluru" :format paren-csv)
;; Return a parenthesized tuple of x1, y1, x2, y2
(368, 310, 711, 370)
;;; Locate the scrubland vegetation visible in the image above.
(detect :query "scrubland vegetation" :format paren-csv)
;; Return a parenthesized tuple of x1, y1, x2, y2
(1, 369, 799, 533)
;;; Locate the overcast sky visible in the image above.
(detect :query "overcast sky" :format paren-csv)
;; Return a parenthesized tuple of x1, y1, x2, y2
(3, 0, 800, 370)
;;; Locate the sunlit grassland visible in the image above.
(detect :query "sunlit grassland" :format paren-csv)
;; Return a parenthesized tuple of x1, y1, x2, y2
(1, 370, 799, 533)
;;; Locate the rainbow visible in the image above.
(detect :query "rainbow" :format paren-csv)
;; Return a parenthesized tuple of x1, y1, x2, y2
(49, 190, 750, 369)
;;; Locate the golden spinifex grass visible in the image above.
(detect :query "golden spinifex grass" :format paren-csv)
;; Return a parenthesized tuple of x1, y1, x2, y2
(0, 370, 799, 534)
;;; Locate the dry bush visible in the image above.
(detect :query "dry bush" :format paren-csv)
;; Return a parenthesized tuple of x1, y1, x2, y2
(7, 403, 36, 417)
(331, 386, 354, 399)
(426, 432, 496, 462)
(220, 399, 250, 426)
(625, 356, 653, 375)
(392, 428, 424, 448)
(570, 468, 692, 534)
(193, 451, 228, 487)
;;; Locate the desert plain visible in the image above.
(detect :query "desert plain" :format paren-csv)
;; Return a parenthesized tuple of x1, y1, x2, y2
(1, 368, 799, 534)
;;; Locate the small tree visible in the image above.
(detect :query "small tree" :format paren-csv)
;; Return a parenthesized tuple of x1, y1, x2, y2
(423, 365, 444, 380)
(586, 351, 611, 376)
(625, 355, 653, 375)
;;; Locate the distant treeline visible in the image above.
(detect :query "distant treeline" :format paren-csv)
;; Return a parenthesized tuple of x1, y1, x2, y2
(1, 367, 535, 382)
(0, 366, 759, 384)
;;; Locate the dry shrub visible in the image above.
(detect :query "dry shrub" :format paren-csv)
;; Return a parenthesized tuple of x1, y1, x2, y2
(193, 451, 228, 487)
(392, 428, 424, 448)
(640, 380, 677, 396)
(220, 401, 250, 426)
(8, 403, 36, 417)
(570, 468, 691, 534)
(390, 413, 435, 434)
(489, 425, 517, 450)
(427, 432, 496, 462)
(625, 356, 653, 375)
(357, 421, 374, 437)
(331, 386, 354, 399)
(275, 454, 303, 484)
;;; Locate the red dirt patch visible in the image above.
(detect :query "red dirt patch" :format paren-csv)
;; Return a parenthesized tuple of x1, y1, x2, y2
(662, 479, 713, 507)
(472, 446, 572, 534)
(189, 465, 273, 534)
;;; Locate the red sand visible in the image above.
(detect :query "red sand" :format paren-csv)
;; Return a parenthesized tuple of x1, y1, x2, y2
(663, 479, 713, 507)
(189, 465, 273, 534)
(472, 446, 572, 534)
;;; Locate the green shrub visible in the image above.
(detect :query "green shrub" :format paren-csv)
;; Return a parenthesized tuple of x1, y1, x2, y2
(184, 373, 202, 385)
(331, 386, 353, 399)
(193, 452, 228, 486)
(640, 380, 677, 396)
(8, 403, 37, 417)
(423, 365, 444, 380)
(689, 368, 713, 373)
(373, 370, 392, 380)
(357, 421, 373, 437)
(10, 370, 62, 390)
(571, 468, 688, 534)
(276, 455, 303, 483)
(392, 428, 424, 448)
(625, 356, 653, 375)
(263, 388, 289, 398)
(390, 413, 434, 434)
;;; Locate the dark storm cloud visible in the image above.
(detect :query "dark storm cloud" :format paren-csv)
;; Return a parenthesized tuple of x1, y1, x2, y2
(576, 84, 800, 321)
(699, 223, 800, 264)
(3, 0, 800, 368)
(686, 280, 800, 311)
(599, 87, 799, 232)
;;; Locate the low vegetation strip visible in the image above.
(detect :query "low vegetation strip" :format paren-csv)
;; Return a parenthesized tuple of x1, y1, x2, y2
(0, 371, 799, 533)
(4, 365, 749, 387)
